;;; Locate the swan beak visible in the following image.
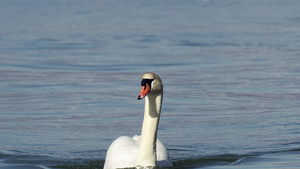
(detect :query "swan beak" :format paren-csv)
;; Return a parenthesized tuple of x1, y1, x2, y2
(137, 83, 151, 100)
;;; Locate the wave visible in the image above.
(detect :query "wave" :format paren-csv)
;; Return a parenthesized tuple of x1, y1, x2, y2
(173, 148, 300, 169)
(1, 148, 300, 169)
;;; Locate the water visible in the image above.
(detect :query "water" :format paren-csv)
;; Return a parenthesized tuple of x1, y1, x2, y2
(1, 0, 300, 168)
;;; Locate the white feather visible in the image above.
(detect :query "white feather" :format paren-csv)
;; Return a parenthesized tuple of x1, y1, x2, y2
(104, 73, 172, 169)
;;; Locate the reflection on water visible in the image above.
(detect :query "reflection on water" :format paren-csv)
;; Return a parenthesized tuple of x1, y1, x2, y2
(1, 0, 300, 168)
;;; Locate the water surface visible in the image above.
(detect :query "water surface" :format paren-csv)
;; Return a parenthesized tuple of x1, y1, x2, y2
(1, 0, 300, 168)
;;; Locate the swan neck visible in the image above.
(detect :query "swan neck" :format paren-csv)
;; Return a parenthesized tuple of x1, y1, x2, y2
(135, 93, 162, 167)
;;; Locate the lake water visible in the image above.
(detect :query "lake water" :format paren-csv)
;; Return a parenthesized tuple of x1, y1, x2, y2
(1, 0, 300, 169)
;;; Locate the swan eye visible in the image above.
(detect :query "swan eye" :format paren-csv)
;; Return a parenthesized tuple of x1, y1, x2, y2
(141, 79, 154, 88)
(137, 79, 154, 100)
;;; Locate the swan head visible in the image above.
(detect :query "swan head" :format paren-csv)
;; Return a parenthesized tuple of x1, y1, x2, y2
(137, 72, 163, 100)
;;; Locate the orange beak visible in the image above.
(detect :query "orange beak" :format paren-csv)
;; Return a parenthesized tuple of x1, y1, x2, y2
(137, 83, 151, 100)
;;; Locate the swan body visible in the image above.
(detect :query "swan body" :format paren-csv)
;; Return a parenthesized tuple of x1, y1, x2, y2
(104, 72, 172, 169)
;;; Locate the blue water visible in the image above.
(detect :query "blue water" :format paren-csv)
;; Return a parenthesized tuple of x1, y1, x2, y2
(1, 0, 300, 168)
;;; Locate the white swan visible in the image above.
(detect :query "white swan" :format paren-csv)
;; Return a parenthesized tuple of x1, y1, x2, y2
(104, 72, 172, 169)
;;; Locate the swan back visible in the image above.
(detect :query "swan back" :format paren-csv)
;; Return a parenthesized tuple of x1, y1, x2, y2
(104, 135, 172, 169)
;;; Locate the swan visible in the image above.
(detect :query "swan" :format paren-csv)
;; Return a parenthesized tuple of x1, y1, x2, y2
(104, 72, 172, 169)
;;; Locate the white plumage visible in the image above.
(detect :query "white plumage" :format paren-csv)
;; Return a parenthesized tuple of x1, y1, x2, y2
(104, 135, 172, 169)
(104, 73, 172, 169)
